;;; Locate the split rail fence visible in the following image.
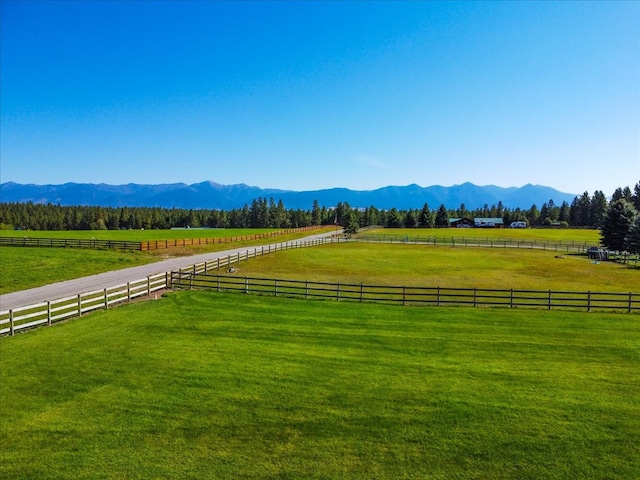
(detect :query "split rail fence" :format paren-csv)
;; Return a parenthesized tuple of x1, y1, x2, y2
(2, 234, 638, 337)
(0, 236, 337, 336)
(355, 234, 593, 253)
(0, 226, 324, 251)
(171, 273, 640, 314)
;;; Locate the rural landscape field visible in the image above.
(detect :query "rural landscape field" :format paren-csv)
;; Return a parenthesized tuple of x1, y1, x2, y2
(1, 226, 638, 479)
(3, 2, 638, 479)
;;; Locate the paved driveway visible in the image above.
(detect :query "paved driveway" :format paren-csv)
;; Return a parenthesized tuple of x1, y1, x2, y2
(0, 231, 337, 311)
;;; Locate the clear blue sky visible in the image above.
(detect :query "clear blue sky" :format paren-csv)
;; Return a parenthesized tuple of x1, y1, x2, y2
(1, 0, 638, 197)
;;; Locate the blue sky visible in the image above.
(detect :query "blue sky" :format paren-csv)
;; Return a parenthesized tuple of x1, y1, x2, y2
(1, 1, 638, 197)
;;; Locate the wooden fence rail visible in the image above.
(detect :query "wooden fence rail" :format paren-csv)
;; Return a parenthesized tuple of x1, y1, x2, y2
(171, 273, 640, 314)
(0, 273, 168, 335)
(0, 226, 325, 251)
(354, 234, 593, 253)
(0, 236, 340, 336)
(3, 233, 636, 337)
(0, 237, 141, 250)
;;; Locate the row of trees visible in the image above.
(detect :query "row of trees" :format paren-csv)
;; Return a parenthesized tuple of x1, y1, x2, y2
(0, 198, 333, 231)
(1, 183, 639, 251)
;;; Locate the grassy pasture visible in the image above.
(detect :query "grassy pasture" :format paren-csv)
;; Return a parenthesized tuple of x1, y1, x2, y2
(0, 227, 294, 241)
(0, 229, 334, 295)
(2, 238, 636, 296)
(227, 242, 639, 294)
(360, 227, 600, 244)
(1, 291, 638, 479)
(0, 247, 154, 294)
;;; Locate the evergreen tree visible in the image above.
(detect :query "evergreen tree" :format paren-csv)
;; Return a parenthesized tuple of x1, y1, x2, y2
(624, 215, 640, 254)
(590, 190, 608, 228)
(456, 203, 469, 218)
(526, 204, 540, 226)
(343, 210, 360, 235)
(571, 192, 591, 226)
(558, 201, 570, 223)
(418, 203, 434, 228)
(600, 199, 637, 251)
(405, 208, 417, 228)
(632, 181, 640, 212)
(435, 204, 449, 227)
(363, 206, 380, 226)
(311, 200, 322, 225)
(385, 208, 404, 228)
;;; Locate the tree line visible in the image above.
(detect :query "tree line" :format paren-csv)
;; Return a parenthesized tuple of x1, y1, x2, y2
(1, 183, 638, 250)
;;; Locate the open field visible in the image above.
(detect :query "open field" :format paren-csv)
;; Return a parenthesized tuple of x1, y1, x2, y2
(0, 227, 285, 241)
(360, 227, 601, 244)
(0, 229, 334, 295)
(2, 238, 637, 297)
(1, 226, 599, 244)
(1, 291, 638, 479)
(0, 247, 154, 294)
(225, 242, 640, 294)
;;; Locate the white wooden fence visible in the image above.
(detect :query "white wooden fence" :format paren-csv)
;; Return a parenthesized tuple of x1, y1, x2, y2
(0, 236, 338, 336)
(0, 273, 168, 336)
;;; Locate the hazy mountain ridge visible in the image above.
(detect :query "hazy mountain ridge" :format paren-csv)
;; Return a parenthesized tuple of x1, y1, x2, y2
(0, 181, 577, 211)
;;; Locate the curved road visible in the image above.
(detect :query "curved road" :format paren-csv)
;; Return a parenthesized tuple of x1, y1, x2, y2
(0, 231, 338, 311)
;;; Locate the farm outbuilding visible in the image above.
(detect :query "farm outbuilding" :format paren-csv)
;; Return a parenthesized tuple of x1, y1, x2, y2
(449, 217, 474, 228)
(449, 217, 504, 228)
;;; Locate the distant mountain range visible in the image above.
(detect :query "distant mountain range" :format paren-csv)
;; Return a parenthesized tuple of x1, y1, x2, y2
(0, 181, 577, 211)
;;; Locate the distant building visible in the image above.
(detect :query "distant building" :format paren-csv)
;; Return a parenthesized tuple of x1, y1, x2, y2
(449, 217, 474, 228)
(449, 217, 504, 228)
(474, 218, 504, 228)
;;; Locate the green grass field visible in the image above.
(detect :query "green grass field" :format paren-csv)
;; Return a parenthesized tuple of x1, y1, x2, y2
(1, 291, 638, 479)
(0, 227, 286, 241)
(0, 229, 334, 294)
(2, 237, 636, 296)
(0, 247, 155, 294)
(228, 242, 640, 293)
(360, 227, 601, 244)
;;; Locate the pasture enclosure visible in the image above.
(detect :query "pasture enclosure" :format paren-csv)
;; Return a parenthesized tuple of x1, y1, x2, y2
(225, 242, 640, 294)
(0, 237, 337, 335)
(0, 225, 325, 251)
(358, 227, 601, 243)
(1, 292, 638, 479)
(4, 236, 639, 336)
(170, 272, 640, 313)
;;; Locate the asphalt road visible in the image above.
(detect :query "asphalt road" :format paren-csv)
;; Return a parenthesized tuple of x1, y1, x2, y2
(0, 231, 338, 311)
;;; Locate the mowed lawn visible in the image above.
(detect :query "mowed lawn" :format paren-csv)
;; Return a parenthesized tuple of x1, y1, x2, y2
(1, 291, 638, 479)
